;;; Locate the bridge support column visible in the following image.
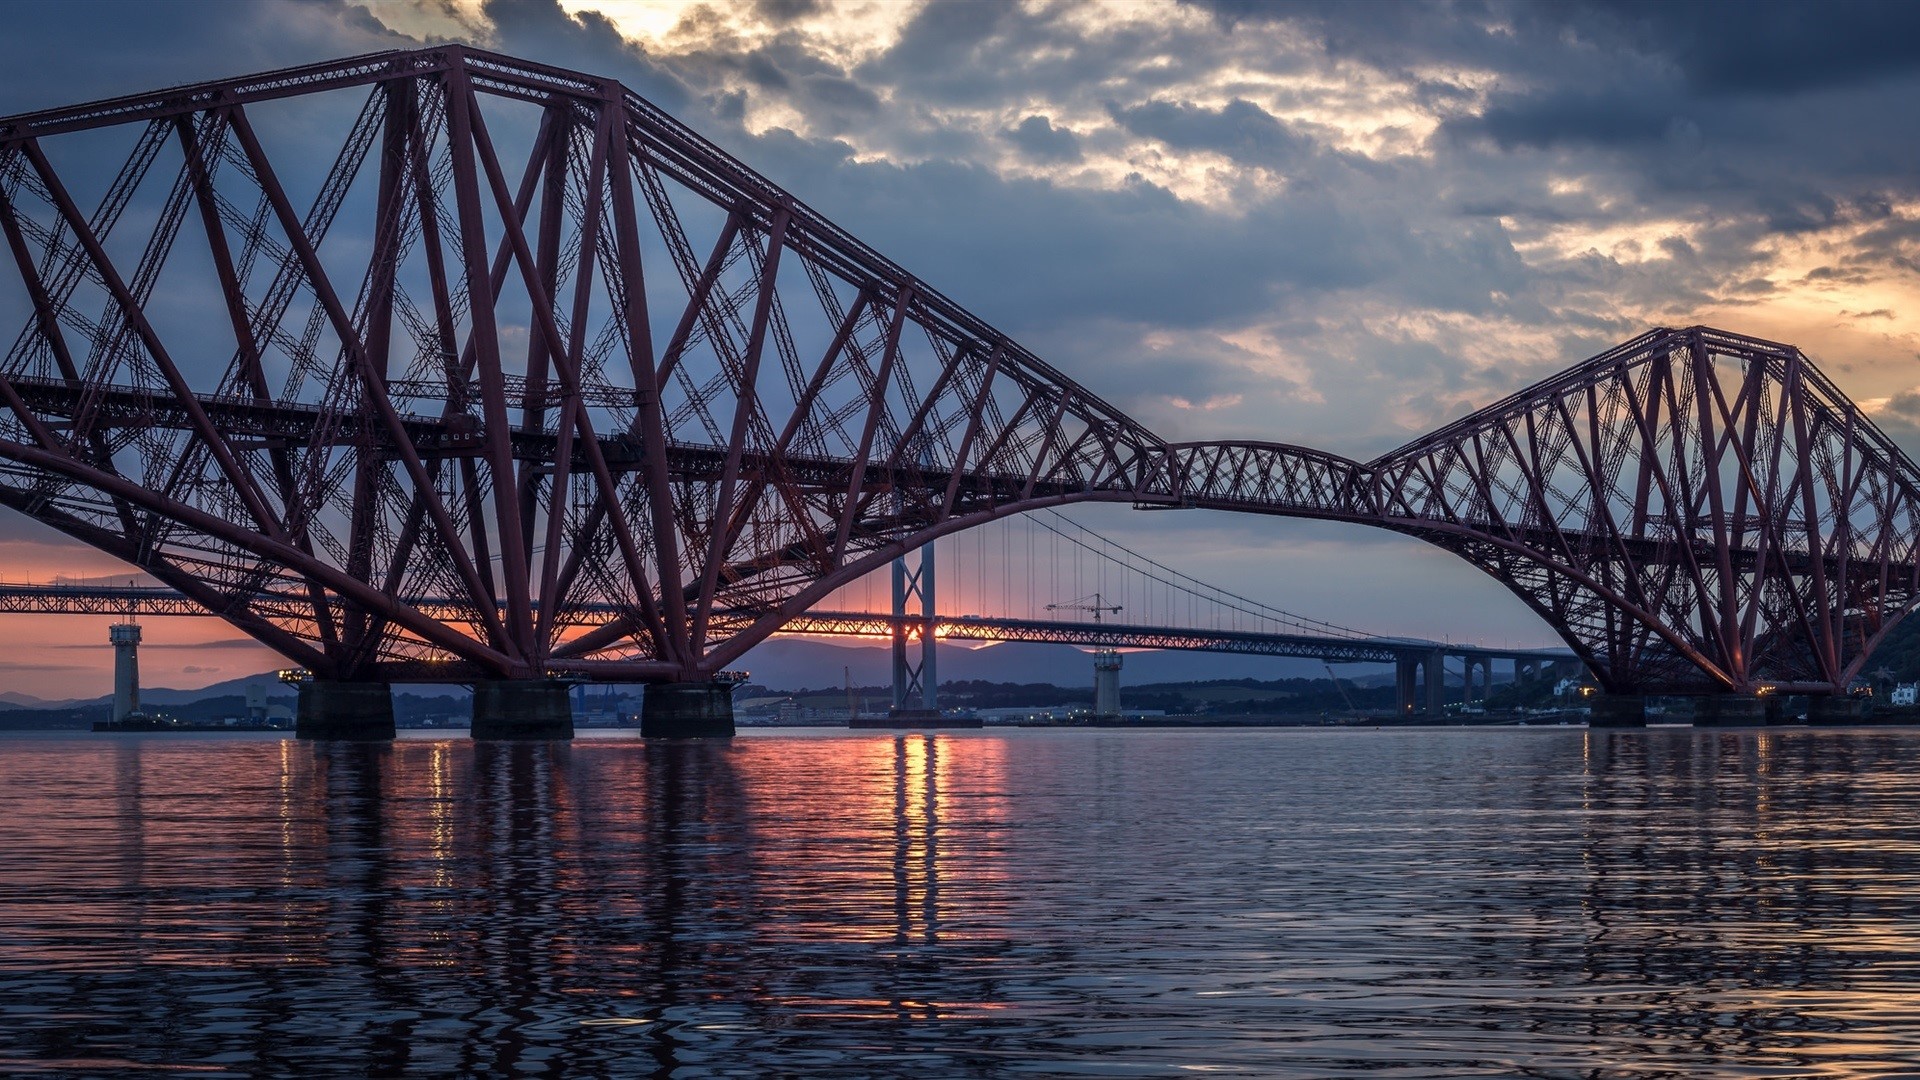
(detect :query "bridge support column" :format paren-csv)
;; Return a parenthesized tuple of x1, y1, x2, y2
(1692, 695, 1768, 727)
(1395, 656, 1419, 715)
(296, 681, 395, 741)
(471, 680, 574, 740)
(1425, 650, 1446, 714)
(891, 543, 938, 712)
(642, 682, 736, 738)
(1588, 694, 1646, 728)
(1807, 696, 1868, 725)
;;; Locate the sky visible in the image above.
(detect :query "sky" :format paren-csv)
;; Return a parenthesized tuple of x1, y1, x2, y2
(3, 0, 1920, 697)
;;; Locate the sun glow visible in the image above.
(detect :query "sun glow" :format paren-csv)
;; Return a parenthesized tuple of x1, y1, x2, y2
(559, 0, 922, 64)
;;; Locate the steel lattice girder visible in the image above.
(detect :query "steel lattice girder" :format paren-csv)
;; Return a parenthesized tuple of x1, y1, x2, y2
(1166, 328, 1920, 694)
(0, 47, 1914, 694)
(0, 45, 1159, 684)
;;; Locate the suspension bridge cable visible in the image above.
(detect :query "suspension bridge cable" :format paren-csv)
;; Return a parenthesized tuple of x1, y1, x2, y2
(1028, 509, 1379, 640)
(812, 507, 1384, 643)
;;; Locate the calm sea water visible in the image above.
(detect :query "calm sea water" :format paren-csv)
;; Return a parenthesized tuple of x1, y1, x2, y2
(2, 726, 1918, 1077)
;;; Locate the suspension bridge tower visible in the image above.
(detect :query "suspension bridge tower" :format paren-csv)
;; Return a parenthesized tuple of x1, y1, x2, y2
(889, 542, 939, 720)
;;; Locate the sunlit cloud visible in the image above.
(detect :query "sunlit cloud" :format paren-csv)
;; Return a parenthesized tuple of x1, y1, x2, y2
(347, 0, 493, 40)
(1167, 392, 1242, 411)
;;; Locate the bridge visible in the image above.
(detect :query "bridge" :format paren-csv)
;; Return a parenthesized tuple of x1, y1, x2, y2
(0, 572, 1573, 718)
(0, 492, 1579, 716)
(0, 46, 1914, 736)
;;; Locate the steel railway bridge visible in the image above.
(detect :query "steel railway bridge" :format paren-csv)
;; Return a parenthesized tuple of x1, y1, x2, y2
(0, 47, 1914, 736)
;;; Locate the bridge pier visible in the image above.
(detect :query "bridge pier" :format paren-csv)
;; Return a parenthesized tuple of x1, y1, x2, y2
(1396, 651, 1449, 715)
(1807, 695, 1869, 725)
(1588, 694, 1646, 728)
(1691, 694, 1769, 727)
(296, 681, 395, 741)
(1427, 651, 1447, 714)
(642, 682, 736, 738)
(1462, 656, 1492, 708)
(471, 680, 574, 739)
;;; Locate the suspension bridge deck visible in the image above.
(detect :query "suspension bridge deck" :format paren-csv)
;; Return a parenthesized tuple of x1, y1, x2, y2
(0, 582, 1573, 669)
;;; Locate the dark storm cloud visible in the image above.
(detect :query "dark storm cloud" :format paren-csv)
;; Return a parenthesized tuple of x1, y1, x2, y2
(854, 0, 1016, 106)
(860, 1, 1250, 110)
(1193, 0, 1920, 241)
(1187, 0, 1557, 83)
(1569, 0, 1920, 97)
(1110, 99, 1313, 168)
(1452, 88, 1679, 151)
(476, 0, 695, 110)
(754, 0, 822, 24)
(739, 140, 1311, 328)
(1871, 386, 1920, 447)
(750, 137, 1559, 351)
(1003, 116, 1082, 164)
(1195, 0, 1920, 98)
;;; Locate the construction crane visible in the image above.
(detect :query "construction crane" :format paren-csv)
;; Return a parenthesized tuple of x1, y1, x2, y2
(1047, 593, 1123, 623)
(1323, 661, 1362, 715)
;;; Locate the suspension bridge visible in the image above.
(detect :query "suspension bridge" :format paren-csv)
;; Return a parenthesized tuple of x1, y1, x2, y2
(0, 46, 1913, 739)
(794, 509, 1572, 717)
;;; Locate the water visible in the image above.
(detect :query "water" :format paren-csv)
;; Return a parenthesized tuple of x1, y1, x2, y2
(2, 727, 1918, 1077)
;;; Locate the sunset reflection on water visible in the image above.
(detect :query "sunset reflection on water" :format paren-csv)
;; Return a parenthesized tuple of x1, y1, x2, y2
(1, 727, 1918, 1076)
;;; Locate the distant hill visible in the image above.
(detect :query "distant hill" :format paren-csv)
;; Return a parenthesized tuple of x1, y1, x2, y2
(1853, 615, 1920, 685)
(0, 673, 474, 716)
(0, 690, 67, 708)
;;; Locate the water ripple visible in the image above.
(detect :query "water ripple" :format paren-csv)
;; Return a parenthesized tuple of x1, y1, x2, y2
(1, 727, 1918, 1076)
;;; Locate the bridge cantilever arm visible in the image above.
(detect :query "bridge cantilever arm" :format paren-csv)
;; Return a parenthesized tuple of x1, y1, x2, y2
(0, 494, 337, 675)
(1385, 517, 1734, 691)
(0, 435, 520, 676)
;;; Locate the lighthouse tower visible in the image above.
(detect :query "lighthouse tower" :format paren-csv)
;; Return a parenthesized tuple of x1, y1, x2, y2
(1093, 648, 1122, 719)
(110, 620, 142, 722)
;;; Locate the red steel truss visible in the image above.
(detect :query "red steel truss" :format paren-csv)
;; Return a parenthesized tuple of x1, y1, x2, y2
(1163, 328, 1920, 694)
(0, 48, 1913, 695)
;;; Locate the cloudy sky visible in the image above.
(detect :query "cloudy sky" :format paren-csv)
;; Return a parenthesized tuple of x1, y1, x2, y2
(3, 0, 1920, 696)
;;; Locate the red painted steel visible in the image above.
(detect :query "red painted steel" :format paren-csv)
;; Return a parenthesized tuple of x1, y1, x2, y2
(0, 48, 1913, 695)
